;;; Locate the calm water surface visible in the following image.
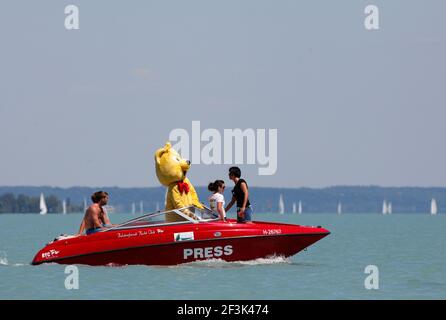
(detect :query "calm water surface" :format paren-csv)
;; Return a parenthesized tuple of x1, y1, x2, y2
(0, 213, 445, 299)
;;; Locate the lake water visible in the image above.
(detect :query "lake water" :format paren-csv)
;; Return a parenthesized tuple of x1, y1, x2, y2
(0, 213, 445, 299)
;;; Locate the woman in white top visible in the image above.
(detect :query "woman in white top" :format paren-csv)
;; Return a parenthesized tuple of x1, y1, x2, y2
(208, 180, 227, 221)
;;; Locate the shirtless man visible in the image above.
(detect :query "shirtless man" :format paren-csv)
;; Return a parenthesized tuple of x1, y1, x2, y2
(78, 191, 113, 235)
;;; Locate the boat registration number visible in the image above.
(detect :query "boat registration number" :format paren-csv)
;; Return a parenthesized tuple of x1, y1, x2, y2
(262, 229, 282, 235)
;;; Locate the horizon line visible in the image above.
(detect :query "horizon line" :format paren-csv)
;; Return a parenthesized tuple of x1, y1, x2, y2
(2, 185, 446, 190)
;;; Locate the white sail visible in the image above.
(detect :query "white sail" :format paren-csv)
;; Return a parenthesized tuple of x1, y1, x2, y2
(388, 202, 392, 214)
(103, 206, 112, 214)
(39, 193, 48, 215)
(62, 200, 67, 214)
(431, 198, 438, 215)
(278, 194, 285, 214)
(382, 200, 388, 215)
(140, 201, 144, 214)
(337, 202, 342, 215)
(298, 201, 303, 214)
(131, 202, 136, 214)
(292, 202, 297, 214)
(156, 202, 160, 212)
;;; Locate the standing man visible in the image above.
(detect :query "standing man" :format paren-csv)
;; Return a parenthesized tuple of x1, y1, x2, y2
(225, 167, 253, 223)
(78, 191, 113, 235)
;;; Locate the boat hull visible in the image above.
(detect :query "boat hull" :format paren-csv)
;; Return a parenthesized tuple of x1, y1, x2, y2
(32, 220, 330, 266)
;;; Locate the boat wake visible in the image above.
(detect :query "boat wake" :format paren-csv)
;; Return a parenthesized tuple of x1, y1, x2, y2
(0, 251, 8, 266)
(237, 255, 290, 266)
(0, 251, 26, 267)
(0, 258, 7, 266)
(178, 255, 290, 268)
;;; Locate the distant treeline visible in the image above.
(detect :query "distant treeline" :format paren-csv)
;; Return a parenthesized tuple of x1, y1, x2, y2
(0, 186, 445, 214)
(0, 193, 83, 213)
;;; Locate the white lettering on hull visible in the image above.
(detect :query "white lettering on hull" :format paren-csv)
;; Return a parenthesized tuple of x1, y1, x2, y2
(183, 245, 233, 260)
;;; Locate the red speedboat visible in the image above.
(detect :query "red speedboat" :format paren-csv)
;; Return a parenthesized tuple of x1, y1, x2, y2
(32, 206, 330, 266)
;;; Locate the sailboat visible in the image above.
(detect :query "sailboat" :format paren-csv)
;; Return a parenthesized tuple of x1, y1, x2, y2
(292, 202, 297, 214)
(278, 194, 285, 214)
(387, 202, 392, 214)
(139, 201, 144, 214)
(382, 200, 388, 215)
(431, 198, 438, 215)
(39, 193, 48, 215)
(83, 198, 88, 213)
(337, 202, 342, 215)
(62, 200, 67, 214)
(156, 202, 160, 212)
(131, 202, 136, 214)
(298, 201, 303, 214)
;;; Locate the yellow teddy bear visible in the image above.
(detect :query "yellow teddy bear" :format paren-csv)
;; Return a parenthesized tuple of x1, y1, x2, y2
(155, 142, 204, 222)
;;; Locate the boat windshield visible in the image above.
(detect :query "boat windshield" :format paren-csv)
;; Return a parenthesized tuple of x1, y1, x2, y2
(106, 205, 219, 231)
(176, 206, 218, 221)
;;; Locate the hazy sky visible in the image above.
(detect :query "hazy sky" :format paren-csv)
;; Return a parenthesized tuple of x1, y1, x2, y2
(1, 1, 445, 188)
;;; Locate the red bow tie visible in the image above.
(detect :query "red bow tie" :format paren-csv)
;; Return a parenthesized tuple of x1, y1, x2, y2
(177, 181, 190, 194)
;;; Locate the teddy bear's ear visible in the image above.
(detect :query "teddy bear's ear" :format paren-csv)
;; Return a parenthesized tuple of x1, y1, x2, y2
(155, 142, 172, 165)
(155, 148, 165, 165)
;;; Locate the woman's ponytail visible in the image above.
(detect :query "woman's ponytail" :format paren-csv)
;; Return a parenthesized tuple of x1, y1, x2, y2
(208, 180, 225, 192)
(208, 182, 216, 192)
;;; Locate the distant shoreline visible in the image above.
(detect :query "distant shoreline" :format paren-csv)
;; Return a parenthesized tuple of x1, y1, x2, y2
(0, 185, 444, 214)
